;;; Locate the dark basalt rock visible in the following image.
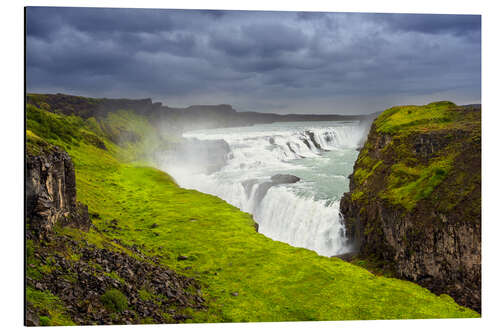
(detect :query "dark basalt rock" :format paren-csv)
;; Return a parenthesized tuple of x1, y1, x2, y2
(304, 131, 323, 151)
(270, 174, 300, 184)
(301, 139, 312, 150)
(412, 131, 466, 160)
(25, 304, 40, 326)
(26, 147, 91, 239)
(26, 234, 206, 326)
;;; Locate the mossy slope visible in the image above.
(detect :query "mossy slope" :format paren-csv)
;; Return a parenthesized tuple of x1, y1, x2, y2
(351, 101, 480, 210)
(26, 99, 479, 324)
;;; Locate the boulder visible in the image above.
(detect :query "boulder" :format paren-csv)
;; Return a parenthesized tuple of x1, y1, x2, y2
(270, 174, 300, 184)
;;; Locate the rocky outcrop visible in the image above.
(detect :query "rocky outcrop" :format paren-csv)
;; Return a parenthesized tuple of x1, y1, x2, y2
(340, 102, 481, 312)
(25, 142, 206, 326)
(304, 131, 323, 151)
(26, 146, 91, 238)
(270, 174, 301, 184)
(26, 233, 205, 326)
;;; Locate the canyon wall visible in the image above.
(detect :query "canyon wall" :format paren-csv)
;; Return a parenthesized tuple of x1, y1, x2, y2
(340, 102, 481, 312)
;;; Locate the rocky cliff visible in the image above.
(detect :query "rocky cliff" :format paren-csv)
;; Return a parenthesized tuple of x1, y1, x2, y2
(26, 140, 91, 239)
(340, 101, 481, 312)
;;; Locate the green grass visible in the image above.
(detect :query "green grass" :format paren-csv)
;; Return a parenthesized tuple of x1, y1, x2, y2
(26, 103, 479, 322)
(26, 287, 75, 326)
(381, 155, 455, 210)
(100, 289, 129, 313)
(374, 101, 458, 135)
(353, 158, 383, 185)
(351, 190, 365, 201)
(358, 101, 480, 211)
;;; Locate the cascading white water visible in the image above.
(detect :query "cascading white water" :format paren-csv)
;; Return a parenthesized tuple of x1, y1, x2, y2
(254, 187, 346, 255)
(157, 121, 367, 257)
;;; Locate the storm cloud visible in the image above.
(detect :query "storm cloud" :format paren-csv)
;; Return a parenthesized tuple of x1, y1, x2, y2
(26, 7, 481, 114)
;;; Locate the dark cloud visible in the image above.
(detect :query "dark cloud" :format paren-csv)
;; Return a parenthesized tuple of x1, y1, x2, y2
(26, 7, 481, 114)
(379, 13, 481, 35)
(211, 23, 307, 58)
(27, 7, 175, 38)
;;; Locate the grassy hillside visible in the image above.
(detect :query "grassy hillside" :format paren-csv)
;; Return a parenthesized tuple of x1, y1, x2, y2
(351, 101, 480, 211)
(25, 100, 479, 325)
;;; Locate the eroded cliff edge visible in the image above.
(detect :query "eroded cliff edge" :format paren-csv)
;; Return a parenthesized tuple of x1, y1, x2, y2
(340, 102, 481, 312)
(26, 137, 91, 239)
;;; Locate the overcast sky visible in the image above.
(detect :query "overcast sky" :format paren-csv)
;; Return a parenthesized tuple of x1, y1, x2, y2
(26, 7, 481, 114)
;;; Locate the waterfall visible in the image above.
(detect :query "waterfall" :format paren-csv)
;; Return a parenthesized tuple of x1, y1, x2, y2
(157, 122, 366, 256)
(255, 187, 346, 256)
